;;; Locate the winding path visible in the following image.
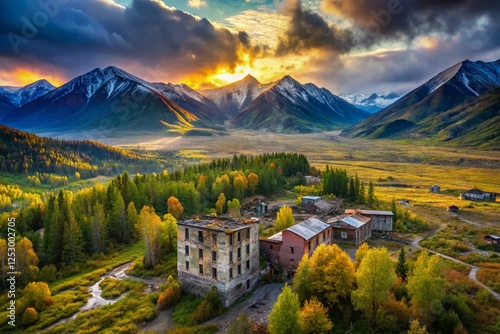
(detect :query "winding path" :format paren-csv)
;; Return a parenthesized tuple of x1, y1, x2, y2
(411, 234, 500, 301)
(43, 262, 167, 332)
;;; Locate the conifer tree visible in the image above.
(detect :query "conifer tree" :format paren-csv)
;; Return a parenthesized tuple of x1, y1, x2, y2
(126, 202, 139, 241)
(367, 181, 376, 207)
(62, 220, 85, 265)
(90, 201, 107, 253)
(106, 184, 126, 244)
(396, 247, 408, 281)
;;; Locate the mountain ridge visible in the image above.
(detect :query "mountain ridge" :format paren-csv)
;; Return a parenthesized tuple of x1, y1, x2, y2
(342, 59, 500, 143)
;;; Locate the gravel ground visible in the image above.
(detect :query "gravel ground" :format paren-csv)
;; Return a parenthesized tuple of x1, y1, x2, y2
(208, 282, 284, 334)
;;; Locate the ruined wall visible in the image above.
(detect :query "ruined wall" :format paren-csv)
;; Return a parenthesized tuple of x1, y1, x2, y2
(177, 222, 260, 307)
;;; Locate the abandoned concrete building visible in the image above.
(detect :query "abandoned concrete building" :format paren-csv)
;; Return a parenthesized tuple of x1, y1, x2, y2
(177, 216, 260, 307)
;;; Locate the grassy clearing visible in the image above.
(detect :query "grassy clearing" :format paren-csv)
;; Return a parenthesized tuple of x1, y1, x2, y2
(100, 278, 146, 299)
(166, 324, 219, 334)
(44, 290, 157, 334)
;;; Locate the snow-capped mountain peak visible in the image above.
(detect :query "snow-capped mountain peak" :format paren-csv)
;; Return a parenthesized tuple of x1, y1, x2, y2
(339, 92, 402, 113)
(0, 79, 55, 108)
(423, 59, 500, 96)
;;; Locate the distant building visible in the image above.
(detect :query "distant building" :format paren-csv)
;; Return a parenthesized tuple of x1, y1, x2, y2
(430, 185, 440, 193)
(484, 235, 500, 250)
(177, 217, 260, 307)
(460, 188, 497, 201)
(300, 199, 340, 216)
(256, 201, 268, 215)
(301, 196, 322, 206)
(330, 215, 372, 245)
(447, 205, 459, 213)
(345, 209, 394, 232)
(260, 217, 332, 276)
(305, 175, 321, 185)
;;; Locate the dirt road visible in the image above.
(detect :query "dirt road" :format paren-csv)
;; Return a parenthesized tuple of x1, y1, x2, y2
(411, 234, 500, 301)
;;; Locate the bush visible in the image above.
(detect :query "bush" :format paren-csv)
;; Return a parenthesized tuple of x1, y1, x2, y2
(21, 307, 38, 325)
(38, 265, 58, 283)
(158, 276, 182, 310)
(191, 287, 223, 324)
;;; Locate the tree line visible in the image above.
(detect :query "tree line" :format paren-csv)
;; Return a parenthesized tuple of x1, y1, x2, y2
(0, 125, 185, 178)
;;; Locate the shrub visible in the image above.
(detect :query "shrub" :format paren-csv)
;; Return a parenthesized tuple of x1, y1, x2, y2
(191, 287, 223, 324)
(21, 307, 38, 325)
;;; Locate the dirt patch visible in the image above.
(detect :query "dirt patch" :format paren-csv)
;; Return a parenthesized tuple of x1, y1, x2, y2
(207, 282, 284, 333)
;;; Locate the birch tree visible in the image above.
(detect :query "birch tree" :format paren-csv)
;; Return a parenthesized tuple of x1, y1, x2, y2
(138, 205, 162, 267)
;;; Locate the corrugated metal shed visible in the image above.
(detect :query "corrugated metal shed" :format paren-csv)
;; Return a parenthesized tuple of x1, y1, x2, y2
(358, 210, 393, 216)
(341, 215, 370, 228)
(314, 200, 334, 213)
(287, 217, 329, 240)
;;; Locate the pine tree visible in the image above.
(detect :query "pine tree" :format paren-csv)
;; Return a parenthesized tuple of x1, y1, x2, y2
(62, 220, 85, 265)
(106, 184, 126, 244)
(367, 181, 376, 207)
(126, 202, 139, 241)
(396, 247, 408, 281)
(90, 201, 107, 253)
(358, 182, 366, 204)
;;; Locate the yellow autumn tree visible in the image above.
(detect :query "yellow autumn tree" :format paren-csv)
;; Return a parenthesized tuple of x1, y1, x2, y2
(274, 206, 294, 232)
(247, 172, 259, 194)
(233, 174, 248, 199)
(167, 196, 184, 220)
(227, 198, 241, 218)
(16, 237, 39, 285)
(298, 297, 333, 334)
(355, 242, 370, 268)
(352, 247, 396, 324)
(138, 206, 163, 267)
(21, 282, 54, 311)
(293, 244, 355, 310)
(215, 193, 226, 215)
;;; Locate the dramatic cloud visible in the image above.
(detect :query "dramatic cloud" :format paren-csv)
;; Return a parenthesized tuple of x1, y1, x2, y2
(187, 0, 207, 9)
(0, 0, 257, 85)
(322, 0, 500, 45)
(275, 0, 356, 56)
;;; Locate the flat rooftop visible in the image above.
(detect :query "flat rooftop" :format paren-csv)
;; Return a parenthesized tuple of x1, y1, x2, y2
(178, 216, 254, 232)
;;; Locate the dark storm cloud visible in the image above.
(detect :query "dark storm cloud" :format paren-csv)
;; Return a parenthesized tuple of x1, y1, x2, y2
(275, 0, 356, 56)
(0, 0, 257, 81)
(323, 0, 500, 44)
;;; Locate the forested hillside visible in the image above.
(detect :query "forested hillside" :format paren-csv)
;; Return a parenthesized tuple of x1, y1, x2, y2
(0, 125, 181, 177)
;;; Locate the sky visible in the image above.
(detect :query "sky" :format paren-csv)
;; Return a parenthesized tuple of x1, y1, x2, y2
(0, 0, 499, 94)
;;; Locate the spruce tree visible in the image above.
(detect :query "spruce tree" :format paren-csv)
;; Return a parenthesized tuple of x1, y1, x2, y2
(396, 247, 408, 281)
(62, 220, 84, 265)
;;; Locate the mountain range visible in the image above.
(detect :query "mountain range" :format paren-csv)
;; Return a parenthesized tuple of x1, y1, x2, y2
(341, 59, 500, 149)
(0, 68, 370, 136)
(339, 93, 402, 113)
(0, 58, 499, 147)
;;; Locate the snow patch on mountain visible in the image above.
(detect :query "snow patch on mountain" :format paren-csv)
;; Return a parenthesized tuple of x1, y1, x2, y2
(339, 92, 401, 113)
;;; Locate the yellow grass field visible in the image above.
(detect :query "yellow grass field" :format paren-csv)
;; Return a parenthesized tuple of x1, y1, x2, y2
(106, 130, 500, 229)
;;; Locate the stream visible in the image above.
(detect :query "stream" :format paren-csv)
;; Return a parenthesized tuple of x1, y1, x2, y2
(43, 262, 164, 332)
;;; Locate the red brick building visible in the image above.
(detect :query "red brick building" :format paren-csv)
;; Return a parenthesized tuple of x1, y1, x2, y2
(260, 217, 332, 276)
